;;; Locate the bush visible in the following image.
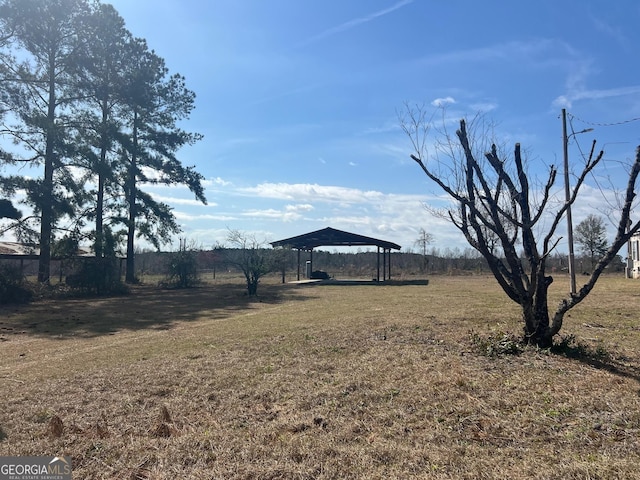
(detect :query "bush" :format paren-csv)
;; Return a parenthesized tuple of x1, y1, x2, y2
(0, 264, 32, 304)
(162, 249, 199, 288)
(469, 330, 523, 357)
(65, 257, 127, 296)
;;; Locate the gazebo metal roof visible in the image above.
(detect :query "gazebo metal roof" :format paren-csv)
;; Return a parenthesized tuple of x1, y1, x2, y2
(270, 227, 401, 251)
(271, 227, 401, 282)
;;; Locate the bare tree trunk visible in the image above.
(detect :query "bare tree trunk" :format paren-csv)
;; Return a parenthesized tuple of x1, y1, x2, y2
(521, 274, 554, 347)
(247, 277, 258, 295)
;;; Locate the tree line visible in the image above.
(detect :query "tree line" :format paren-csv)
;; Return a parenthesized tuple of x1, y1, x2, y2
(132, 245, 624, 280)
(0, 0, 206, 284)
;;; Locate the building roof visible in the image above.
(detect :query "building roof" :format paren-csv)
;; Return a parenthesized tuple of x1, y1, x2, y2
(0, 241, 93, 258)
(270, 227, 401, 251)
(0, 242, 37, 256)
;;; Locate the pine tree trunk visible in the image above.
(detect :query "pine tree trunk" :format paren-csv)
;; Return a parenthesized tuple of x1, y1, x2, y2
(95, 96, 109, 259)
(38, 58, 57, 284)
(125, 110, 138, 283)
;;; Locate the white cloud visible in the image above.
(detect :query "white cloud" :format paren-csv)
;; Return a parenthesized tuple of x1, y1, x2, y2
(415, 38, 574, 68)
(174, 212, 235, 221)
(371, 142, 411, 162)
(138, 166, 162, 182)
(298, 0, 414, 47)
(241, 209, 302, 222)
(196, 180, 458, 250)
(204, 177, 233, 187)
(359, 122, 402, 136)
(431, 96, 456, 107)
(149, 193, 215, 207)
(469, 102, 497, 113)
(589, 12, 629, 49)
(285, 204, 314, 212)
(552, 95, 571, 109)
(552, 85, 640, 109)
(239, 182, 386, 204)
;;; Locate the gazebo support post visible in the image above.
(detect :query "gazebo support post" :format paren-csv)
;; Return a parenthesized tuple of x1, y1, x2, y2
(383, 248, 387, 281)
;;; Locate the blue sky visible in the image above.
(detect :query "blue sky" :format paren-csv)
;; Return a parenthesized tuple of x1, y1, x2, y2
(6, 0, 640, 253)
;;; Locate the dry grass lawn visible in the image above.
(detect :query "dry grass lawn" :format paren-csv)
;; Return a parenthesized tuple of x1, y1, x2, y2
(0, 274, 639, 479)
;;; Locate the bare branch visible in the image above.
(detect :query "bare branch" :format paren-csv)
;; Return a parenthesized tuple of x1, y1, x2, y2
(401, 102, 639, 347)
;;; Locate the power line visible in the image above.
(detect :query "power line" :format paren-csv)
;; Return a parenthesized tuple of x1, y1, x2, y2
(566, 116, 626, 215)
(568, 112, 640, 128)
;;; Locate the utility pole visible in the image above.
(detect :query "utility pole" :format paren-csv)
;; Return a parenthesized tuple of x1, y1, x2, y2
(562, 109, 593, 295)
(562, 109, 577, 295)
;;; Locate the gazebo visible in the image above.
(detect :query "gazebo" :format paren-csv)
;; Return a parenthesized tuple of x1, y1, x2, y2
(270, 227, 401, 282)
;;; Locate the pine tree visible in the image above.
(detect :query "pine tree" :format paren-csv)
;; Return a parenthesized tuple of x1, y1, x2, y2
(74, 3, 133, 258)
(1, 0, 206, 285)
(117, 40, 206, 282)
(0, 0, 91, 282)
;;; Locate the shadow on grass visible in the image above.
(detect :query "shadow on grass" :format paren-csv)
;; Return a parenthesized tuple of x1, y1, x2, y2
(574, 355, 640, 384)
(0, 282, 315, 339)
(553, 341, 640, 384)
(470, 330, 640, 384)
(297, 278, 430, 287)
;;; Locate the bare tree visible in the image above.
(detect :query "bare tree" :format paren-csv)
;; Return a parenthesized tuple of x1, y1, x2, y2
(413, 227, 433, 273)
(402, 107, 640, 347)
(222, 230, 273, 296)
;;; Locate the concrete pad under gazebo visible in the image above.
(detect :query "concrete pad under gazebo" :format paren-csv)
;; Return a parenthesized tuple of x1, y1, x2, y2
(270, 227, 401, 282)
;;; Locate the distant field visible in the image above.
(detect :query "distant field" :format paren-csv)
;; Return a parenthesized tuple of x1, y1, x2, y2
(0, 274, 639, 479)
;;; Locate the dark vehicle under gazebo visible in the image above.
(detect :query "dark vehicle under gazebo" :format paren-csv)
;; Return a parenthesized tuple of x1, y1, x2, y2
(270, 227, 401, 282)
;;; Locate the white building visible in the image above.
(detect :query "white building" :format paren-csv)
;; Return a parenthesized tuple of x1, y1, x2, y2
(627, 233, 640, 278)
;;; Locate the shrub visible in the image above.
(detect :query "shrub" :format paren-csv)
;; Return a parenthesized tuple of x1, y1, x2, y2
(65, 257, 127, 296)
(0, 264, 32, 304)
(469, 330, 523, 357)
(162, 249, 199, 289)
